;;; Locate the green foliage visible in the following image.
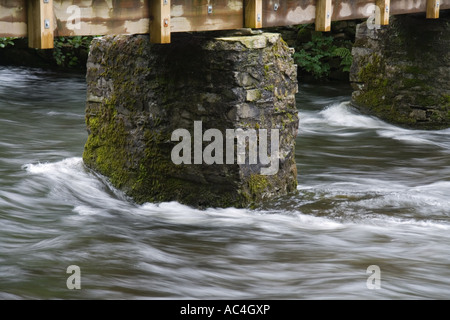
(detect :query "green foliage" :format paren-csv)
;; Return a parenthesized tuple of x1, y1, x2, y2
(53, 36, 95, 68)
(0, 37, 15, 48)
(293, 27, 353, 79)
(332, 47, 353, 72)
(293, 32, 334, 78)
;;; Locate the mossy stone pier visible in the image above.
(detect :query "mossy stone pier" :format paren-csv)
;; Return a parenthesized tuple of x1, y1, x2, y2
(83, 32, 299, 208)
(350, 12, 450, 129)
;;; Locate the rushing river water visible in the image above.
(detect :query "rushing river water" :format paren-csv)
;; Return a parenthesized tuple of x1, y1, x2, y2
(1, 66, 450, 300)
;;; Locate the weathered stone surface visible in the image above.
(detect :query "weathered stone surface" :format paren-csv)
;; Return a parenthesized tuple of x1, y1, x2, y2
(83, 32, 298, 208)
(350, 13, 450, 129)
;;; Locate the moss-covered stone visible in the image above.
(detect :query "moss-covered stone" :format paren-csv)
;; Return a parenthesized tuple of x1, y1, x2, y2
(350, 13, 450, 129)
(247, 174, 269, 197)
(83, 32, 298, 209)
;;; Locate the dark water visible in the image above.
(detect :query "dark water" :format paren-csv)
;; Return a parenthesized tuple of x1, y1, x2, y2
(1, 66, 450, 299)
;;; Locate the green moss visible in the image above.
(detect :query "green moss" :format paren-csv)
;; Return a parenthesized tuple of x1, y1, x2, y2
(274, 87, 288, 101)
(263, 64, 272, 79)
(442, 94, 450, 108)
(287, 113, 294, 121)
(354, 90, 415, 126)
(403, 78, 426, 88)
(83, 100, 133, 190)
(429, 110, 442, 122)
(86, 116, 100, 132)
(416, 94, 440, 106)
(136, 39, 146, 56)
(248, 174, 269, 196)
(354, 54, 416, 126)
(130, 129, 170, 197)
(403, 65, 426, 76)
(354, 90, 382, 107)
(357, 54, 384, 87)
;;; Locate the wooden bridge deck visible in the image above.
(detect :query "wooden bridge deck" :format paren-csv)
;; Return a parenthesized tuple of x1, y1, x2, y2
(1, 0, 449, 49)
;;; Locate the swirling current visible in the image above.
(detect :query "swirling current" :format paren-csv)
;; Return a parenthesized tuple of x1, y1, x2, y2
(1, 67, 450, 299)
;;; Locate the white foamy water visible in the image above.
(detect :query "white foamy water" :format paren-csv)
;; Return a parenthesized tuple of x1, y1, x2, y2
(1, 68, 450, 299)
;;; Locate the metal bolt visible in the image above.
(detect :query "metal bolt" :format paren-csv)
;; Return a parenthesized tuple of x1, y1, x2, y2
(327, 11, 330, 19)
(163, 0, 168, 5)
(257, 13, 261, 22)
(43, 0, 49, 3)
(164, 18, 169, 27)
(44, 19, 50, 29)
(208, 5, 213, 14)
(386, 6, 389, 13)
(274, 3, 279, 11)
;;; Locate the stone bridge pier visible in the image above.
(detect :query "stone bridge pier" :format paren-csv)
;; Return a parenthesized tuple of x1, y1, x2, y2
(350, 12, 450, 129)
(83, 31, 299, 208)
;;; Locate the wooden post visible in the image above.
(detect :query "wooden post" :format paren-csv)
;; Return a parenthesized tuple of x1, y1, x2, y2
(150, 0, 171, 43)
(27, 0, 54, 49)
(376, 0, 390, 25)
(244, 0, 262, 29)
(426, 0, 440, 19)
(315, 0, 332, 32)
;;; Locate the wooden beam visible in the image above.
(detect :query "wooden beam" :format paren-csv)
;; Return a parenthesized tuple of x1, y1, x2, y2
(315, 0, 332, 32)
(244, 0, 262, 29)
(150, 0, 171, 44)
(3, 0, 450, 38)
(171, 0, 244, 32)
(426, 0, 440, 18)
(376, 0, 390, 25)
(261, 0, 450, 29)
(27, 0, 54, 49)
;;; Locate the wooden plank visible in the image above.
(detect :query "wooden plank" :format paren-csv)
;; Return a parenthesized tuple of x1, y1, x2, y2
(0, 0, 27, 37)
(53, 0, 243, 36)
(262, 0, 316, 27)
(150, 0, 171, 43)
(244, 0, 262, 29)
(260, 0, 450, 28)
(427, 0, 440, 18)
(27, 0, 54, 49)
(376, 0, 390, 25)
(52, 0, 150, 37)
(315, 0, 332, 32)
(170, 0, 243, 32)
(2, 0, 450, 38)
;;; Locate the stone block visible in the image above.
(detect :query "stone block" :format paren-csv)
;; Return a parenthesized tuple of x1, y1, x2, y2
(83, 32, 299, 208)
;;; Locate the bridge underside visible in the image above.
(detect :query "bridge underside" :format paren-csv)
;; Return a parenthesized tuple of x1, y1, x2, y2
(1, 0, 450, 48)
